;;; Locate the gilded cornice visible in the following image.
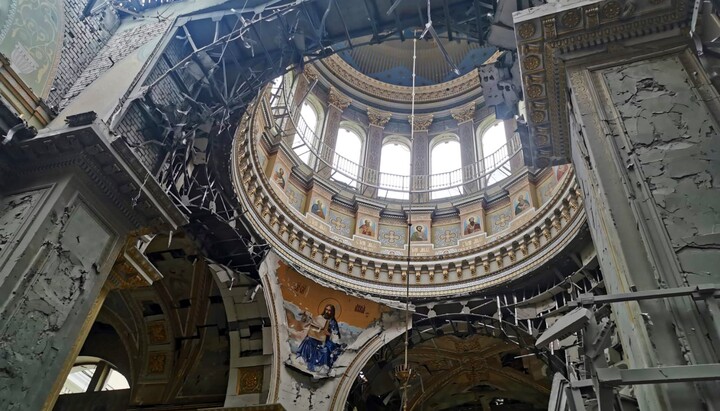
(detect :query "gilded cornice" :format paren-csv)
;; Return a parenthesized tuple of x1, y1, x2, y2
(450, 103, 476, 124)
(367, 108, 391, 128)
(409, 113, 433, 131)
(513, 0, 689, 168)
(327, 86, 351, 110)
(320, 54, 481, 104)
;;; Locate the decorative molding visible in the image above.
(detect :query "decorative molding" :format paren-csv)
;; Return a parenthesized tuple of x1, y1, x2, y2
(450, 103, 476, 124)
(409, 113, 433, 131)
(513, 0, 689, 167)
(367, 108, 391, 128)
(327, 86, 351, 110)
(320, 55, 481, 104)
(236, 366, 264, 394)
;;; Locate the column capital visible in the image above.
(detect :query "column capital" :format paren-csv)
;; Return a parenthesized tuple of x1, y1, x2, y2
(409, 113, 433, 132)
(451, 103, 476, 124)
(303, 65, 319, 82)
(328, 87, 352, 110)
(367, 108, 391, 128)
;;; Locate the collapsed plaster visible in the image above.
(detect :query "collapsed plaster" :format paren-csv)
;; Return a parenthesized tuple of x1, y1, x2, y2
(603, 57, 720, 282)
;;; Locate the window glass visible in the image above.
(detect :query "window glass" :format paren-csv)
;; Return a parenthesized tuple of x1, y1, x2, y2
(332, 127, 362, 187)
(482, 121, 509, 185)
(430, 138, 463, 199)
(101, 368, 130, 391)
(60, 361, 130, 395)
(60, 364, 97, 394)
(378, 142, 410, 199)
(292, 102, 319, 165)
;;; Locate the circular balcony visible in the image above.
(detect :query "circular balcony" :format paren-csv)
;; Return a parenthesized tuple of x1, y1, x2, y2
(231, 74, 586, 298)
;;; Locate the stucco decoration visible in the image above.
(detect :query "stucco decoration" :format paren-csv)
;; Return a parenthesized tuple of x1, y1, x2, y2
(278, 263, 390, 378)
(0, 0, 62, 97)
(451, 102, 476, 124)
(367, 108, 392, 128)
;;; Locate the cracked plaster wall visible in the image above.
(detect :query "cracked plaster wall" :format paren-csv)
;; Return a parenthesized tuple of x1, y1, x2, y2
(567, 50, 720, 410)
(603, 57, 720, 284)
(0, 178, 120, 411)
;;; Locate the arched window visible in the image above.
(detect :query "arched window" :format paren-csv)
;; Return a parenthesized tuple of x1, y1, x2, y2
(430, 135, 463, 199)
(292, 100, 321, 165)
(378, 137, 411, 200)
(332, 125, 363, 187)
(60, 358, 130, 394)
(481, 120, 510, 185)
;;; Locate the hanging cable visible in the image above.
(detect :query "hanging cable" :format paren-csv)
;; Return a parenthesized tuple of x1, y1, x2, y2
(398, 30, 419, 411)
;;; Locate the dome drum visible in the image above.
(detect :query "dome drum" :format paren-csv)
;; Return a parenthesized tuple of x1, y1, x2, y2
(232, 88, 586, 298)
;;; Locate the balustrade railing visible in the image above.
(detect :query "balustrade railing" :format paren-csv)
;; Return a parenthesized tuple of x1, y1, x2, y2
(260, 76, 522, 197)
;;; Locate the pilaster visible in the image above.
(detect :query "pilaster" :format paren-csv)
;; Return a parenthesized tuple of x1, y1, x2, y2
(567, 43, 720, 411)
(409, 114, 433, 203)
(318, 87, 351, 177)
(451, 103, 478, 193)
(363, 108, 391, 196)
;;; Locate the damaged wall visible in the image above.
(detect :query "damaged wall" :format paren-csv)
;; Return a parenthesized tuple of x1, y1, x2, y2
(602, 57, 720, 282)
(0, 175, 123, 411)
(567, 45, 720, 411)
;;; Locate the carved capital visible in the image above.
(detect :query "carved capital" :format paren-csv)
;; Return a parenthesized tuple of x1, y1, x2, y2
(409, 113, 433, 131)
(451, 103, 476, 124)
(367, 108, 391, 128)
(328, 87, 351, 110)
(303, 66, 319, 82)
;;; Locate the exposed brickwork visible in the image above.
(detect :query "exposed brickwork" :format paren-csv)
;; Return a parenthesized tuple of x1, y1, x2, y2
(61, 19, 170, 109)
(46, 0, 119, 110)
(114, 103, 162, 170)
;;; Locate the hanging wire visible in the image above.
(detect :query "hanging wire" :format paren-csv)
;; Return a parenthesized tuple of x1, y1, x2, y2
(400, 30, 419, 411)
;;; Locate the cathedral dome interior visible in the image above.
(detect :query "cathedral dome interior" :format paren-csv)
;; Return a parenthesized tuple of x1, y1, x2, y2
(0, 1, 718, 411)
